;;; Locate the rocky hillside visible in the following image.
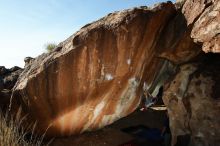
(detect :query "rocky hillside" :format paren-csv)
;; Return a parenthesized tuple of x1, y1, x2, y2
(8, 0, 220, 146)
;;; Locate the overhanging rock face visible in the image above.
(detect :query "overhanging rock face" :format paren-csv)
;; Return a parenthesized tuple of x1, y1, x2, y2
(12, 2, 200, 137)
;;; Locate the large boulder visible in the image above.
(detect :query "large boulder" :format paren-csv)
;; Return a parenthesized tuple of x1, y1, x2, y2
(10, 1, 220, 146)
(163, 53, 220, 146)
(161, 1, 220, 145)
(12, 2, 200, 137)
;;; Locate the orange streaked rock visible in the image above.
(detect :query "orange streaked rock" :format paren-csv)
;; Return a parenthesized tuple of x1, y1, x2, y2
(12, 2, 200, 137)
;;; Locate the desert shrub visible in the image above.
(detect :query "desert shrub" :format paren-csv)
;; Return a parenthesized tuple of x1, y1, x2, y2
(45, 43, 57, 52)
(0, 110, 49, 146)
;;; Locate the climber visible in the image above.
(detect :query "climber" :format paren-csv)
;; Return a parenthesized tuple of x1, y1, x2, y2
(144, 89, 157, 106)
(161, 110, 171, 146)
(140, 89, 157, 111)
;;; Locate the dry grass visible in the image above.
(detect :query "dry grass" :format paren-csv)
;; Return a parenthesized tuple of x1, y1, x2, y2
(0, 110, 50, 146)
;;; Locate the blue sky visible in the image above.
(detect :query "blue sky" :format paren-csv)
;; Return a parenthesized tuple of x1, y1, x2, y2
(0, 0, 175, 68)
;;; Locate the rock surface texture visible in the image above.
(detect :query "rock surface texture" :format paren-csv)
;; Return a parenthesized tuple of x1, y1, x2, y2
(163, 54, 220, 146)
(183, 0, 220, 53)
(161, 1, 220, 146)
(11, 0, 220, 145)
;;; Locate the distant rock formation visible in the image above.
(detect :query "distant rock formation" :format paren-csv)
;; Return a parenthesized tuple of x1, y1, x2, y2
(24, 57, 34, 67)
(10, 0, 220, 145)
(0, 66, 23, 111)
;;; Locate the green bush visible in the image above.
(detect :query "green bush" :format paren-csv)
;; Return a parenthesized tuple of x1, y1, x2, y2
(45, 43, 57, 52)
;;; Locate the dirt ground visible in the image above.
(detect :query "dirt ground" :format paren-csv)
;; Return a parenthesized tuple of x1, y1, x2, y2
(50, 105, 166, 146)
